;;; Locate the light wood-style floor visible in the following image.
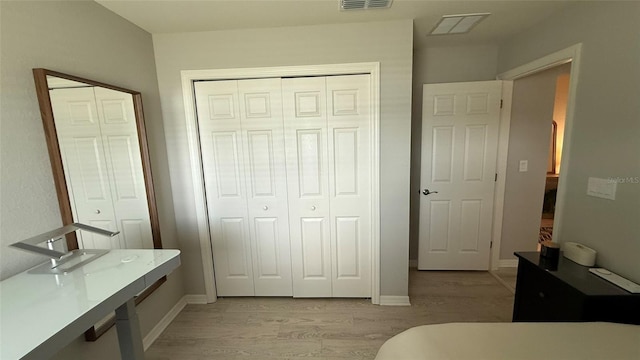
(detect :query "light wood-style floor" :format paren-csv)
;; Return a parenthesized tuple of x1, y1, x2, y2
(146, 269, 514, 360)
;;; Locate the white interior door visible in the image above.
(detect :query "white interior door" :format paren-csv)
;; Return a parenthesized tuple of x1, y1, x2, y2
(195, 80, 255, 296)
(327, 75, 371, 297)
(94, 87, 153, 249)
(418, 81, 502, 270)
(282, 77, 333, 297)
(237, 78, 293, 296)
(50, 87, 120, 249)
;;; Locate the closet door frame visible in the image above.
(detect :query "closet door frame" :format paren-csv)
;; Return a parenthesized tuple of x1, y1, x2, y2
(181, 63, 381, 304)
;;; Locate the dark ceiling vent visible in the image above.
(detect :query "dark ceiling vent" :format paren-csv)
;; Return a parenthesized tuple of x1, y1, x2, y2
(340, 0, 393, 11)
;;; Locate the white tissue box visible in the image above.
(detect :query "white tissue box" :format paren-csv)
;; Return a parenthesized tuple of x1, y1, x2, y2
(562, 242, 597, 266)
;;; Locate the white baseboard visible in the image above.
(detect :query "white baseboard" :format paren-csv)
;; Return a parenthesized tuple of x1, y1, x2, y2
(142, 294, 211, 350)
(379, 295, 411, 306)
(408, 259, 418, 268)
(184, 294, 209, 304)
(143, 296, 187, 350)
(498, 259, 519, 268)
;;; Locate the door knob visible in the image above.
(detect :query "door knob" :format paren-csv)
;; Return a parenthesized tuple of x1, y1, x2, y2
(422, 189, 438, 196)
(311, 206, 317, 211)
(95, 209, 101, 214)
(263, 206, 269, 211)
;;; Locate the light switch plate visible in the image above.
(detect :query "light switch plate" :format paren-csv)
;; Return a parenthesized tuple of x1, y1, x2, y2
(519, 160, 528, 172)
(587, 177, 616, 200)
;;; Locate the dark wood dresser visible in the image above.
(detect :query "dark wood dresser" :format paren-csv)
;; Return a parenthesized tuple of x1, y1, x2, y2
(513, 251, 640, 325)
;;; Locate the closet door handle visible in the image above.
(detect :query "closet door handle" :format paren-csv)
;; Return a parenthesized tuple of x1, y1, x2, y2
(95, 209, 101, 214)
(311, 206, 316, 211)
(263, 206, 269, 211)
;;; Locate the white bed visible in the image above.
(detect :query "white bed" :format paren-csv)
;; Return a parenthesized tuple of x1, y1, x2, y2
(375, 322, 640, 360)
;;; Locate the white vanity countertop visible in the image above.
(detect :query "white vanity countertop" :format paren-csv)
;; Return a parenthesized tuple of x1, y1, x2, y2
(0, 249, 180, 360)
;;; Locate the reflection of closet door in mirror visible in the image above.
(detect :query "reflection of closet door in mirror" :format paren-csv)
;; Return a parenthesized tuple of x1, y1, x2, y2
(50, 86, 153, 249)
(35, 68, 164, 342)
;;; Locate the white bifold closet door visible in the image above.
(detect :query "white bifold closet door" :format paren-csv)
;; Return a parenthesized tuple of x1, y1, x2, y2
(195, 79, 293, 296)
(51, 87, 152, 250)
(282, 74, 371, 298)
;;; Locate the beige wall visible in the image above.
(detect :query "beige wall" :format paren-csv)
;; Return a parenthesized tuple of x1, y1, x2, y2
(410, 45, 499, 261)
(152, 20, 414, 296)
(499, 65, 566, 259)
(0, 0, 184, 357)
(498, 1, 640, 282)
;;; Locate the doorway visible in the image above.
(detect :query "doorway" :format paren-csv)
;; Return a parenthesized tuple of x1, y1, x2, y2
(497, 63, 574, 268)
(491, 44, 582, 270)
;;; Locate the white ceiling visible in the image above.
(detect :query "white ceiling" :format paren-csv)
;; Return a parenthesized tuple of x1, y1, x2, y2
(95, 0, 574, 49)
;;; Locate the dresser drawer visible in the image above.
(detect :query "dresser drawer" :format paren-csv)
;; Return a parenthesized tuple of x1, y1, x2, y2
(513, 260, 585, 322)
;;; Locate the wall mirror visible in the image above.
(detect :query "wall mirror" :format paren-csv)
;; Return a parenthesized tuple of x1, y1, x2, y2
(548, 120, 558, 174)
(32, 68, 164, 340)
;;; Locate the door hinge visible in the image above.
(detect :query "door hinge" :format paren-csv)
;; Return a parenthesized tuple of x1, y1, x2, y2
(495, 173, 498, 182)
(500, 99, 503, 109)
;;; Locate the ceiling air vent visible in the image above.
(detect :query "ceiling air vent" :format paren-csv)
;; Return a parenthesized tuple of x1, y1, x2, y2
(340, 0, 393, 11)
(429, 13, 491, 35)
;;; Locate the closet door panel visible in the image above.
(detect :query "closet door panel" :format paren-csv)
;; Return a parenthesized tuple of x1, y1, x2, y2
(296, 129, 323, 197)
(246, 131, 275, 196)
(220, 217, 252, 277)
(335, 217, 360, 278)
(283, 77, 332, 298)
(327, 75, 371, 297)
(195, 80, 255, 296)
(333, 128, 359, 195)
(239, 78, 293, 296)
(211, 132, 243, 197)
(253, 217, 280, 276)
(300, 218, 327, 277)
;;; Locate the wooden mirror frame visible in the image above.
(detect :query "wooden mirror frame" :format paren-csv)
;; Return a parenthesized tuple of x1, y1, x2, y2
(548, 120, 558, 175)
(32, 68, 165, 341)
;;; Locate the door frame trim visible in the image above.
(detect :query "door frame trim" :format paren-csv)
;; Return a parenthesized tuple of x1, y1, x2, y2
(180, 62, 381, 304)
(490, 43, 582, 269)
